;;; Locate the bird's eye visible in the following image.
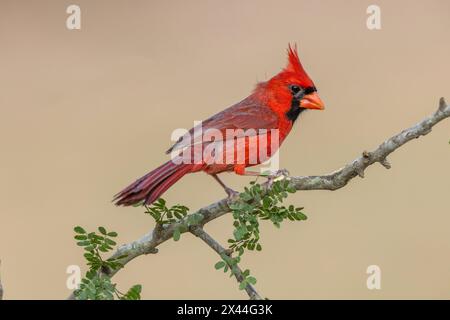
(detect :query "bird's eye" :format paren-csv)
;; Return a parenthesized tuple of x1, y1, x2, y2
(289, 85, 301, 94)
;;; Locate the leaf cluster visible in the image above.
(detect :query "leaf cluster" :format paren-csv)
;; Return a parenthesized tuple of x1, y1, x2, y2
(216, 179, 307, 290)
(215, 254, 257, 290)
(144, 198, 203, 242)
(73, 226, 141, 300)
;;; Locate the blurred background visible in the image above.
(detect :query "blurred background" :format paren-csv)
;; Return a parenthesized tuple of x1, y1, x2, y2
(0, 0, 449, 299)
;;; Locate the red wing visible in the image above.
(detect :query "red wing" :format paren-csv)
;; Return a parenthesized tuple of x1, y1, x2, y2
(166, 96, 279, 154)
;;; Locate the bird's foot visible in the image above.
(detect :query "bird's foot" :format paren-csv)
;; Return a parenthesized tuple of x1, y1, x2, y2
(266, 169, 290, 188)
(275, 169, 290, 177)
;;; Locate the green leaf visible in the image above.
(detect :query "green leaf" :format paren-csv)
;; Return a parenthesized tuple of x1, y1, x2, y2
(247, 276, 257, 285)
(178, 224, 188, 233)
(74, 235, 87, 240)
(214, 261, 226, 270)
(122, 284, 142, 300)
(107, 232, 118, 237)
(239, 281, 247, 290)
(84, 245, 95, 252)
(262, 197, 271, 208)
(287, 186, 296, 193)
(240, 192, 253, 201)
(294, 211, 307, 220)
(98, 227, 107, 235)
(173, 212, 182, 220)
(77, 241, 91, 247)
(83, 253, 96, 262)
(74, 226, 86, 234)
(173, 228, 181, 241)
(105, 238, 117, 246)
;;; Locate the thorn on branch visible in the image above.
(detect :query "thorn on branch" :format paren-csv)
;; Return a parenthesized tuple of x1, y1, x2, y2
(379, 158, 391, 169)
(439, 97, 447, 112)
(356, 151, 371, 178)
(406, 131, 417, 139)
(356, 167, 365, 178)
(362, 150, 371, 164)
(419, 128, 432, 138)
(145, 248, 158, 254)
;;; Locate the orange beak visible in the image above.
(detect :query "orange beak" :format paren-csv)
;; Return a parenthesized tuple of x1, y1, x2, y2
(300, 92, 325, 110)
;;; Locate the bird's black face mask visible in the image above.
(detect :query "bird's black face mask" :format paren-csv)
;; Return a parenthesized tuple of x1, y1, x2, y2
(286, 85, 317, 122)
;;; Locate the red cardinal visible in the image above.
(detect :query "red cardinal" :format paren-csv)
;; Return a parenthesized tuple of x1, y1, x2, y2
(114, 45, 324, 206)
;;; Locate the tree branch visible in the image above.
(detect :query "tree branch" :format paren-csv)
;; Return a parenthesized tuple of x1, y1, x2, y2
(290, 97, 450, 191)
(190, 226, 262, 300)
(68, 98, 450, 299)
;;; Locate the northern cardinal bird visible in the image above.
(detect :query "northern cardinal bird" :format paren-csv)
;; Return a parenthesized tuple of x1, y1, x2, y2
(114, 45, 324, 206)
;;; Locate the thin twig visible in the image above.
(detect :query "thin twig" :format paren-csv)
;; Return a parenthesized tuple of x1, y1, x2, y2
(67, 98, 450, 299)
(190, 226, 262, 300)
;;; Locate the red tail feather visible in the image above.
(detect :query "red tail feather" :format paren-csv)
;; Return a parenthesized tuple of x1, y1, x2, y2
(114, 161, 192, 206)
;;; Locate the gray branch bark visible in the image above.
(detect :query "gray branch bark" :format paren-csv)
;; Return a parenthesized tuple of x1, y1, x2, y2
(190, 226, 262, 300)
(68, 98, 450, 300)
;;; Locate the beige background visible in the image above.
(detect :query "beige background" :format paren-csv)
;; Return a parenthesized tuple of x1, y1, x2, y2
(0, 0, 449, 299)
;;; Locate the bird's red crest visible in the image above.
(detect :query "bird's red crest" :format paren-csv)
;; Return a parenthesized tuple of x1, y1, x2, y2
(282, 44, 314, 87)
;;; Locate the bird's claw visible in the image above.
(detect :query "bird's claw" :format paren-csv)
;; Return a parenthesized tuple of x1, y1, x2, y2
(275, 169, 290, 177)
(266, 169, 290, 188)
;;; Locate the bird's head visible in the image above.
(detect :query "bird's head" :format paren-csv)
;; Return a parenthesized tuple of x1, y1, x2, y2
(262, 45, 324, 121)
